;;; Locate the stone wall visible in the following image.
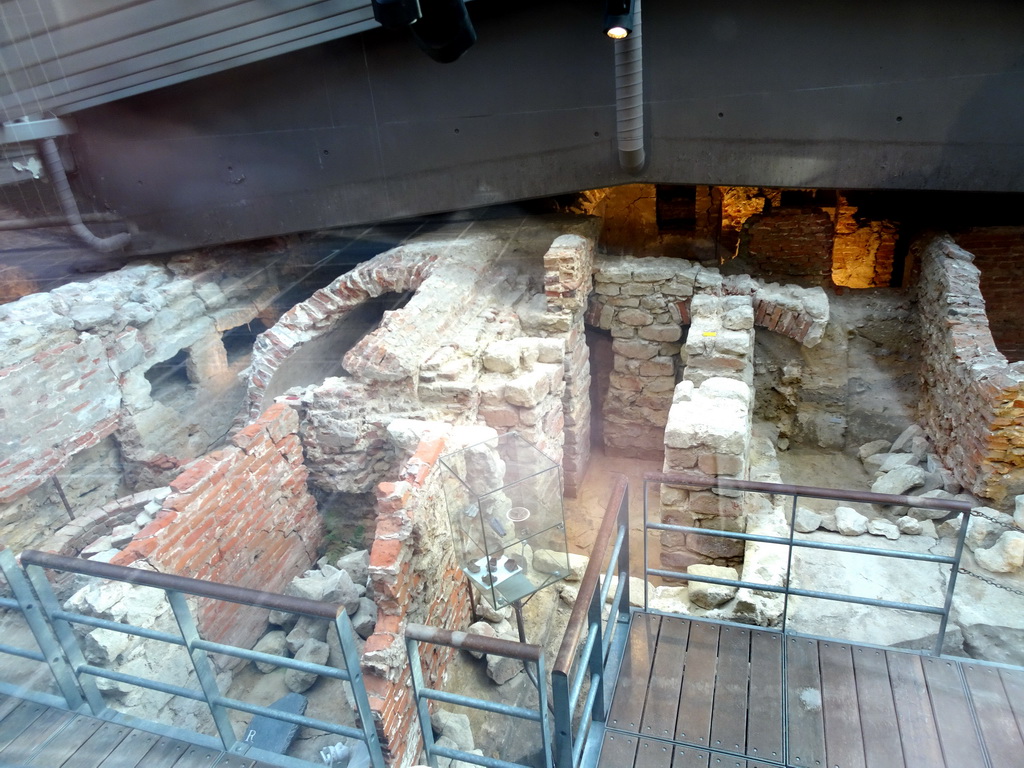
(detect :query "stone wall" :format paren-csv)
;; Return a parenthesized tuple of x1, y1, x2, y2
(0, 253, 294, 550)
(112, 403, 322, 649)
(745, 208, 835, 287)
(916, 234, 1024, 508)
(953, 226, 1024, 362)
(587, 258, 828, 459)
(250, 219, 599, 499)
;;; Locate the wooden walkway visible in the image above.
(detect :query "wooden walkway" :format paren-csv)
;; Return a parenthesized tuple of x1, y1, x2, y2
(0, 694, 278, 768)
(600, 613, 1024, 768)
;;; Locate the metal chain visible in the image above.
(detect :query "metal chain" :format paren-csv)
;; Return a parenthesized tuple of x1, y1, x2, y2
(967, 507, 1023, 532)
(958, 567, 1024, 597)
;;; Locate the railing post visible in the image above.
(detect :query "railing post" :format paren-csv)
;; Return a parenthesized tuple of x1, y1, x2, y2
(21, 561, 106, 714)
(333, 611, 387, 768)
(165, 590, 237, 749)
(0, 551, 85, 711)
(618, 479, 631, 620)
(586, 593, 606, 723)
(935, 506, 972, 656)
(405, 635, 439, 768)
(551, 669, 573, 768)
(537, 652, 554, 768)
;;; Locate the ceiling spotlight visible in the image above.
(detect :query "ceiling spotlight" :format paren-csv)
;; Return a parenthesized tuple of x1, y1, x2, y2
(604, 0, 634, 39)
(371, 0, 422, 29)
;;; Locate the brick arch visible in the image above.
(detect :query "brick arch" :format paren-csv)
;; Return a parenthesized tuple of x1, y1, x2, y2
(245, 249, 439, 417)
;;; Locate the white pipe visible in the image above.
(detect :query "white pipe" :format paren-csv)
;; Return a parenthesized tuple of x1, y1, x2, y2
(614, 0, 645, 172)
(39, 137, 131, 253)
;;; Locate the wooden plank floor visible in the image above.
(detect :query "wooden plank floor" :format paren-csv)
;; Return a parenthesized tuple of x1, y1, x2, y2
(0, 695, 281, 768)
(599, 614, 1024, 768)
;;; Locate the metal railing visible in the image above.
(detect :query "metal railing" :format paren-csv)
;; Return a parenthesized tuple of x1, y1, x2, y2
(0, 548, 386, 768)
(551, 475, 631, 768)
(404, 622, 553, 768)
(644, 472, 974, 656)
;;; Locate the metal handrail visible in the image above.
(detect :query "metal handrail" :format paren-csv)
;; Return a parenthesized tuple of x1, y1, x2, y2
(644, 472, 974, 656)
(551, 475, 631, 768)
(4, 549, 386, 768)
(404, 622, 553, 768)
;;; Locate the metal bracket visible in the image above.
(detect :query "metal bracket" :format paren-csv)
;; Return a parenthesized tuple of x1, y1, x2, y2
(2, 116, 77, 144)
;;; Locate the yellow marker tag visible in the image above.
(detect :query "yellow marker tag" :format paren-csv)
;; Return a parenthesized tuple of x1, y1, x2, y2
(702, 331, 717, 337)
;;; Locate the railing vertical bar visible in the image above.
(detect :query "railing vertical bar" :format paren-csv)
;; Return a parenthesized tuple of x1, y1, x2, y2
(537, 652, 554, 768)
(781, 493, 799, 635)
(586, 590, 605, 722)
(333, 612, 386, 767)
(934, 506, 972, 656)
(643, 478, 650, 611)
(551, 668, 572, 768)
(618, 482, 630, 622)
(0, 550, 85, 711)
(165, 590, 237, 749)
(406, 637, 439, 768)
(21, 562, 107, 715)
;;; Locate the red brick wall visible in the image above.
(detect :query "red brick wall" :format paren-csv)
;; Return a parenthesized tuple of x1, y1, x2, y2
(362, 434, 474, 767)
(112, 402, 322, 648)
(744, 208, 835, 287)
(953, 227, 1024, 362)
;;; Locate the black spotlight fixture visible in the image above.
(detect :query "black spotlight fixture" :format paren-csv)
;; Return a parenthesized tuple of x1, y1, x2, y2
(409, 0, 477, 63)
(604, 0, 634, 39)
(371, 0, 422, 29)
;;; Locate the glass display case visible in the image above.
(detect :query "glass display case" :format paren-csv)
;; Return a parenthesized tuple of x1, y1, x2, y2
(439, 433, 569, 609)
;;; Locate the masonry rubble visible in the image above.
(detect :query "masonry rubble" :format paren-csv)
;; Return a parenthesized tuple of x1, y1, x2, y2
(0, 251, 302, 551)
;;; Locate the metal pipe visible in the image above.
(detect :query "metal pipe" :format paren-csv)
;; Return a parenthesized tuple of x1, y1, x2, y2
(0, 212, 122, 231)
(614, 0, 645, 172)
(405, 622, 543, 662)
(646, 471, 972, 513)
(51, 477, 74, 520)
(38, 137, 131, 253)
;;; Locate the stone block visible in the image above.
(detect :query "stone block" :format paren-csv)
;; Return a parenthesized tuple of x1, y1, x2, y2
(686, 564, 739, 609)
(835, 507, 868, 536)
(504, 369, 550, 407)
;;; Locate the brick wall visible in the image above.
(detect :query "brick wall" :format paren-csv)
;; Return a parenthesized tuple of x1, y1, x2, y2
(916, 234, 1024, 508)
(362, 427, 476, 768)
(112, 403, 322, 648)
(745, 208, 835, 287)
(953, 226, 1024, 362)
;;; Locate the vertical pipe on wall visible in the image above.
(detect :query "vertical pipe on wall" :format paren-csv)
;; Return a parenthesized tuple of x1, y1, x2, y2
(614, 0, 645, 172)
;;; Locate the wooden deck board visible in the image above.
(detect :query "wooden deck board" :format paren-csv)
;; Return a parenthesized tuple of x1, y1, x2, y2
(818, 641, 865, 768)
(709, 625, 751, 756)
(920, 656, 986, 767)
(886, 651, 944, 768)
(0, 703, 74, 762)
(963, 662, 1024, 768)
(633, 737, 674, 768)
(785, 636, 826, 768)
(0, 699, 48, 751)
(1000, 666, 1024, 741)
(24, 713, 104, 766)
(675, 621, 720, 748)
(641, 616, 689, 741)
(746, 631, 783, 765)
(670, 744, 711, 768)
(94, 725, 158, 767)
(609, 613, 660, 733)
(599, 731, 639, 766)
(851, 647, 904, 768)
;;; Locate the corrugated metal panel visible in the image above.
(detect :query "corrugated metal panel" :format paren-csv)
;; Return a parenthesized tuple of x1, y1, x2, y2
(0, 0, 377, 121)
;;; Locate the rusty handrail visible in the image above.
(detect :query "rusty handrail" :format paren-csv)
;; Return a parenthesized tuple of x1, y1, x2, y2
(405, 622, 542, 662)
(553, 474, 628, 678)
(19, 549, 344, 620)
(646, 471, 972, 513)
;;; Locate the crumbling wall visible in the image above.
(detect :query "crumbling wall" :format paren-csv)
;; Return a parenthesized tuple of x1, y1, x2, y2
(953, 226, 1024, 362)
(587, 258, 828, 459)
(362, 423, 478, 767)
(0, 254, 293, 550)
(112, 403, 322, 649)
(916, 234, 1024, 508)
(745, 207, 835, 286)
(251, 219, 599, 500)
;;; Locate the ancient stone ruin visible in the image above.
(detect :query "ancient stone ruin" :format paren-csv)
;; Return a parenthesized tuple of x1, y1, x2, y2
(2, 187, 1024, 765)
